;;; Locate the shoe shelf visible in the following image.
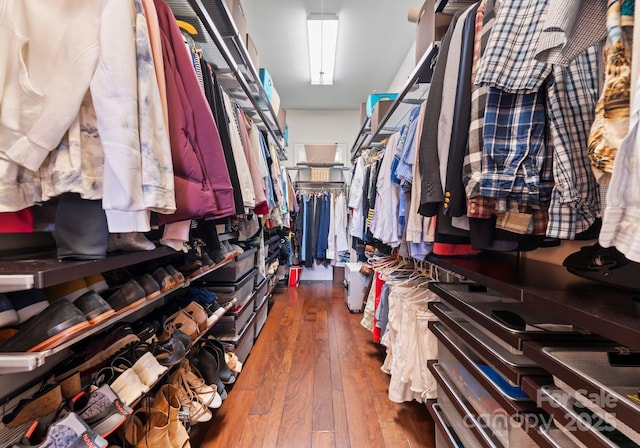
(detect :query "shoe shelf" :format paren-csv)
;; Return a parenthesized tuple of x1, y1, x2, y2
(0, 256, 237, 375)
(426, 252, 640, 352)
(125, 297, 237, 411)
(164, 0, 287, 158)
(0, 246, 176, 293)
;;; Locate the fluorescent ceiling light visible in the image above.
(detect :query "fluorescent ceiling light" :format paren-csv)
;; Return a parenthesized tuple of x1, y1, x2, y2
(307, 13, 338, 85)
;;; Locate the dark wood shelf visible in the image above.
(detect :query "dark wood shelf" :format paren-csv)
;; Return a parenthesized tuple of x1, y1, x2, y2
(0, 246, 176, 290)
(427, 253, 640, 351)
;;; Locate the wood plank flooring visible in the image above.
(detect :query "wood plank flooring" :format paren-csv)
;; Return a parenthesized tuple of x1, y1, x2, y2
(201, 281, 435, 448)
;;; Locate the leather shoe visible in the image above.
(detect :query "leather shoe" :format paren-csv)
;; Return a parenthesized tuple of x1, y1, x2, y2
(105, 280, 146, 313)
(0, 300, 89, 353)
(136, 273, 162, 300)
(74, 290, 115, 325)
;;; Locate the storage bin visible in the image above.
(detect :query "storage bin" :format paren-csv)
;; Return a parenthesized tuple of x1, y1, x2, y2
(366, 93, 398, 116)
(202, 247, 257, 282)
(219, 312, 256, 364)
(210, 291, 256, 339)
(430, 402, 464, 448)
(254, 294, 269, 340)
(253, 277, 268, 311)
(435, 324, 538, 447)
(259, 68, 273, 100)
(430, 302, 545, 386)
(197, 268, 257, 306)
(434, 364, 488, 448)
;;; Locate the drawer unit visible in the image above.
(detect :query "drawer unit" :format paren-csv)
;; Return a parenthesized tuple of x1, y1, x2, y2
(429, 282, 597, 351)
(523, 341, 640, 445)
(196, 268, 257, 306)
(428, 401, 465, 448)
(254, 292, 269, 340)
(219, 312, 256, 365)
(202, 247, 257, 282)
(209, 289, 256, 339)
(430, 321, 537, 412)
(253, 277, 268, 311)
(430, 301, 548, 386)
(522, 376, 639, 448)
(429, 361, 506, 448)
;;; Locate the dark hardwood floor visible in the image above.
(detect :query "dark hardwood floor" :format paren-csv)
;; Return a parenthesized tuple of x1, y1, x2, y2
(200, 281, 435, 447)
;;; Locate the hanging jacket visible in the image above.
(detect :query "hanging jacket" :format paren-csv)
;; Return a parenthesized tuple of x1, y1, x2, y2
(154, 0, 234, 224)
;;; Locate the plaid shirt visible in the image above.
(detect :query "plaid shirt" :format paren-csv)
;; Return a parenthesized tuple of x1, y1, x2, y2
(475, 0, 552, 93)
(480, 87, 548, 202)
(535, 0, 607, 66)
(463, 0, 493, 200)
(546, 45, 602, 239)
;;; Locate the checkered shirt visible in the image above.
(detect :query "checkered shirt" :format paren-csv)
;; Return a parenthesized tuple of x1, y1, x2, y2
(463, 0, 493, 200)
(475, 0, 552, 93)
(545, 45, 602, 239)
(480, 87, 548, 202)
(535, 0, 608, 66)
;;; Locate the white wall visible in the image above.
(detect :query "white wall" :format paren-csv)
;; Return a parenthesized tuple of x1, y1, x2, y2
(284, 109, 361, 168)
(387, 42, 417, 93)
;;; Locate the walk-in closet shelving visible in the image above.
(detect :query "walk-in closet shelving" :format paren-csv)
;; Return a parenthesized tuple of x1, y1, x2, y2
(350, 42, 438, 161)
(426, 253, 640, 352)
(0, 254, 238, 375)
(164, 0, 287, 159)
(425, 252, 640, 447)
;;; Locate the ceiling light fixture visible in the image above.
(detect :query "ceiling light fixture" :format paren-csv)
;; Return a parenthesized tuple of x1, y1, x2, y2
(307, 10, 338, 85)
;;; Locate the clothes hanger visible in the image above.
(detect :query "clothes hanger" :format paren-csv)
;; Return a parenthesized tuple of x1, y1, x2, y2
(177, 20, 198, 36)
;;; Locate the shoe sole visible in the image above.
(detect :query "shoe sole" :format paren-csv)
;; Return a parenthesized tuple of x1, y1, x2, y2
(145, 290, 161, 301)
(28, 320, 93, 352)
(87, 309, 117, 326)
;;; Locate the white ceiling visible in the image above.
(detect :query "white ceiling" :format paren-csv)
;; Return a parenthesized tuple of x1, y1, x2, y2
(242, 0, 419, 110)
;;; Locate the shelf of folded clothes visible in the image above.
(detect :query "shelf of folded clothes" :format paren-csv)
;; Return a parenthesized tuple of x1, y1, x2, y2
(426, 252, 640, 352)
(0, 246, 176, 293)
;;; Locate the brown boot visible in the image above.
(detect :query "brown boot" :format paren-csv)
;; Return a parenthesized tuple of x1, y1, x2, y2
(153, 384, 191, 448)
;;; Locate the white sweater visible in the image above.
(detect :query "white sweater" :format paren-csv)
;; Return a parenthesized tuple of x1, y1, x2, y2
(0, 0, 175, 231)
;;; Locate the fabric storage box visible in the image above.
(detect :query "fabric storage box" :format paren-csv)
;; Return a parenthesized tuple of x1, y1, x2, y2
(370, 99, 393, 132)
(197, 268, 257, 306)
(254, 293, 269, 340)
(202, 247, 257, 282)
(210, 291, 257, 339)
(245, 34, 259, 69)
(224, 0, 247, 38)
(259, 68, 273, 100)
(366, 93, 398, 116)
(277, 107, 287, 131)
(219, 312, 256, 364)
(271, 87, 281, 115)
(304, 144, 337, 164)
(415, 0, 452, 64)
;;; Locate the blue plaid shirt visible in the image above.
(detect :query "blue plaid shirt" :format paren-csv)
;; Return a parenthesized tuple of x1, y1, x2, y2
(480, 87, 548, 202)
